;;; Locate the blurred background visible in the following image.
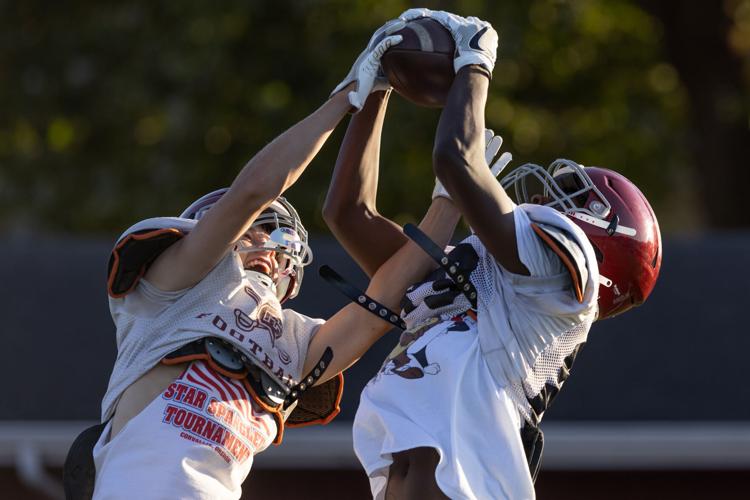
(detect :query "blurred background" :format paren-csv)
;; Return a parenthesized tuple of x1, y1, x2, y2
(1, 0, 749, 498)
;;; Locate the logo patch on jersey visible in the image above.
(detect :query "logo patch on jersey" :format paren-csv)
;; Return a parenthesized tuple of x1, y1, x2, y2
(196, 311, 294, 385)
(158, 363, 275, 464)
(377, 314, 473, 380)
(235, 285, 289, 364)
(468, 26, 490, 50)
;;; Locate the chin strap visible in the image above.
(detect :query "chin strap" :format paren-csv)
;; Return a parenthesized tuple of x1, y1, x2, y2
(569, 211, 636, 237)
(244, 269, 277, 294)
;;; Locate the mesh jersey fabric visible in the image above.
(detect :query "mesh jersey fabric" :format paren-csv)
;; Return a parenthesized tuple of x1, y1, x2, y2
(353, 203, 598, 499)
(474, 204, 599, 389)
(354, 314, 534, 500)
(102, 248, 324, 423)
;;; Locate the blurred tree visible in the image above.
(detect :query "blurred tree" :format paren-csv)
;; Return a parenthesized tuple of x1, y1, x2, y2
(636, 0, 750, 228)
(0, 0, 742, 236)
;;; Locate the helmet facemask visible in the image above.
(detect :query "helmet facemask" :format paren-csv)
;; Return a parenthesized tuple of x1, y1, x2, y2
(501, 160, 625, 297)
(501, 159, 635, 238)
(234, 198, 312, 303)
(501, 159, 609, 216)
(181, 190, 312, 303)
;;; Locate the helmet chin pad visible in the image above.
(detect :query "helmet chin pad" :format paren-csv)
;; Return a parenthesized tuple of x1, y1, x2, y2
(244, 269, 276, 291)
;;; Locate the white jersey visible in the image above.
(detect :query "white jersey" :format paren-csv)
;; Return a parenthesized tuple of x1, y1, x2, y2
(353, 204, 598, 500)
(93, 360, 276, 500)
(95, 218, 333, 496)
(101, 218, 324, 425)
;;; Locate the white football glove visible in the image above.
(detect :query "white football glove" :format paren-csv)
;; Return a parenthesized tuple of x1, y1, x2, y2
(432, 129, 512, 200)
(398, 8, 498, 76)
(331, 19, 405, 112)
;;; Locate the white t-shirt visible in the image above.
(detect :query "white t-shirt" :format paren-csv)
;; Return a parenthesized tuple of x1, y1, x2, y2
(97, 234, 325, 497)
(93, 360, 276, 500)
(102, 249, 324, 424)
(353, 205, 598, 500)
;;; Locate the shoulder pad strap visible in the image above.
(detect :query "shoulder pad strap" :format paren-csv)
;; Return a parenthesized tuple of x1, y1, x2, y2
(530, 222, 588, 303)
(107, 228, 184, 298)
(319, 265, 406, 330)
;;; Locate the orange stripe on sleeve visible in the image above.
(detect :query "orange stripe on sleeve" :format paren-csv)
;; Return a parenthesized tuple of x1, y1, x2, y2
(530, 223, 584, 304)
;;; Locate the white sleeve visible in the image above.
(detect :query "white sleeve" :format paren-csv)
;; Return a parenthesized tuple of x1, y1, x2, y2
(481, 206, 591, 318)
(115, 278, 190, 319)
(476, 207, 596, 387)
(512, 207, 566, 279)
(282, 308, 326, 367)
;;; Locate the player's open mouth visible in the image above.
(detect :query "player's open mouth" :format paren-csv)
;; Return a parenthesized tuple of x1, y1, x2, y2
(246, 256, 275, 276)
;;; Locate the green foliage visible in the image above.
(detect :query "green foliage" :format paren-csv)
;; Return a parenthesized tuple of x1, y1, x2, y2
(0, 0, 690, 235)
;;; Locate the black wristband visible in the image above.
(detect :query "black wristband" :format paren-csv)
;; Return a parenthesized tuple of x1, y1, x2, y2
(319, 265, 406, 330)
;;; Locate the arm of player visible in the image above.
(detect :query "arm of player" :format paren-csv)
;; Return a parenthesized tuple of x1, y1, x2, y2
(432, 66, 529, 275)
(144, 88, 355, 292)
(305, 196, 461, 381)
(322, 90, 409, 277)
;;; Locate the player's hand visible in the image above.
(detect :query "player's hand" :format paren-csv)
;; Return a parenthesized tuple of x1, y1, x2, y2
(432, 129, 512, 200)
(332, 19, 405, 112)
(398, 8, 498, 77)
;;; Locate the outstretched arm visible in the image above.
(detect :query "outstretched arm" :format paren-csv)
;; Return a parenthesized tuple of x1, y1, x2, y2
(305, 196, 461, 379)
(323, 90, 408, 277)
(432, 67, 527, 275)
(144, 30, 403, 292)
(144, 90, 354, 292)
(391, 9, 526, 274)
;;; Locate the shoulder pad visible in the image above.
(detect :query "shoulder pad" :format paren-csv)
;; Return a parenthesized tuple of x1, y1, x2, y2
(530, 222, 588, 303)
(107, 217, 197, 298)
(285, 372, 343, 429)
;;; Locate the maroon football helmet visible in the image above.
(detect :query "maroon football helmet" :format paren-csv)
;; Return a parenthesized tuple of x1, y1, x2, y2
(502, 160, 662, 319)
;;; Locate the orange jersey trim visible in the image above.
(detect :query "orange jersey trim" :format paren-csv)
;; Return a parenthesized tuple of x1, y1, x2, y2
(285, 372, 344, 429)
(107, 228, 184, 298)
(530, 223, 584, 303)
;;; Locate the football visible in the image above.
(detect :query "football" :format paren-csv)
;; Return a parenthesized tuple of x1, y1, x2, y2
(381, 18, 455, 108)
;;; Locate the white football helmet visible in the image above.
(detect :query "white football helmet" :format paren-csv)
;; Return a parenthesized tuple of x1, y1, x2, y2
(180, 188, 312, 303)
